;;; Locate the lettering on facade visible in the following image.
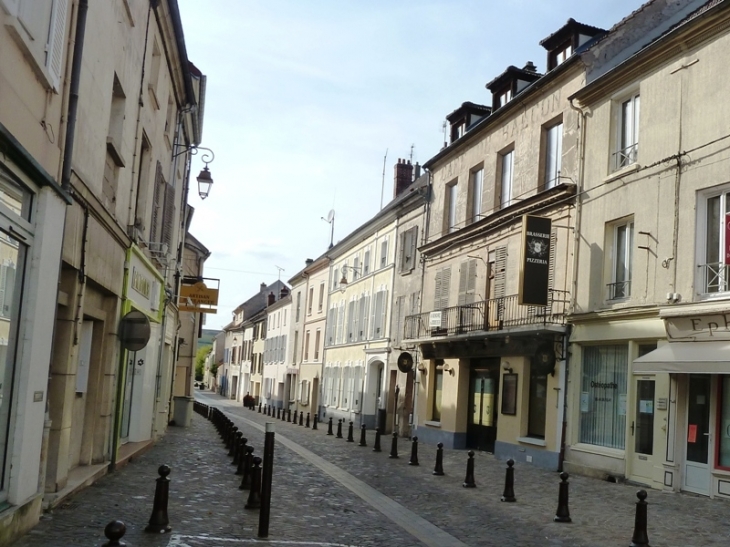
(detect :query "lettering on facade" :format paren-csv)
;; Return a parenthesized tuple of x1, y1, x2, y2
(591, 380, 617, 403)
(131, 267, 151, 299)
(666, 313, 730, 341)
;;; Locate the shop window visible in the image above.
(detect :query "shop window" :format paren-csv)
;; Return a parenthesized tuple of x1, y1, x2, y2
(528, 363, 547, 438)
(579, 345, 628, 450)
(718, 376, 730, 468)
(432, 362, 444, 422)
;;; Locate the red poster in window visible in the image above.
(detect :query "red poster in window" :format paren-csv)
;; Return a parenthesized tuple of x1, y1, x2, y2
(725, 213, 730, 264)
(688, 424, 698, 443)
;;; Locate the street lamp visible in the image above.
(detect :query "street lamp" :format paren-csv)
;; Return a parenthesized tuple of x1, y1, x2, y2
(174, 144, 216, 200)
(339, 265, 362, 292)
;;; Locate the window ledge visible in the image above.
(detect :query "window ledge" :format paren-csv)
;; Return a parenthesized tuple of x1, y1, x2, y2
(424, 420, 441, 428)
(604, 163, 641, 184)
(517, 436, 546, 447)
(569, 442, 625, 459)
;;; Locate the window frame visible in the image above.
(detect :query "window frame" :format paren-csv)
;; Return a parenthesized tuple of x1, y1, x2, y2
(498, 148, 514, 209)
(445, 181, 458, 233)
(469, 166, 484, 225)
(542, 120, 563, 190)
(612, 91, 640, 172)
(607, 218, 634, 300)
(696, 185, 730, 297)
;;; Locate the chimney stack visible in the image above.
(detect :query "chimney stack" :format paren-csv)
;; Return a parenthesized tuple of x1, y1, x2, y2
(305, 258, 314, 266)
(260, 282, 267, 293)
(414, 162, 422, 180)
(280, 286, 290, 299)
(523, 60, 537, 73)
(393, 158, 414, 198)
(267, 291, 276, 306)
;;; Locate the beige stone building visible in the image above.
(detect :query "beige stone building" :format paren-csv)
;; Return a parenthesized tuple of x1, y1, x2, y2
(0, 0, 208, 541)
(566, 0, 730, 498)
(288, 256, 329, 420)
(406, 18, 606, 468)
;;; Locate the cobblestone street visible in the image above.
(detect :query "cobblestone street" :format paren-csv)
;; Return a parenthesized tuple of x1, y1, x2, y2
(12, 391, 730, 547)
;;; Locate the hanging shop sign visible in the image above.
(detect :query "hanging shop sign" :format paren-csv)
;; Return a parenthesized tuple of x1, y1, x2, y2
(179, 279, 219, 314)
(518, 215, 552, 307)
(397, 352, 414, 373)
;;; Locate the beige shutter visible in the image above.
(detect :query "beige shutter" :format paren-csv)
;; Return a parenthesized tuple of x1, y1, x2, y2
(457, 261, 468, 306)
(150, 162, 163, 243)
(161, 182, 176, 248)
(47, 0, 69, 90)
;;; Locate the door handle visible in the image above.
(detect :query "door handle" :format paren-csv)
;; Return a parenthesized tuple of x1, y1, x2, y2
(630, 421, 635, 435)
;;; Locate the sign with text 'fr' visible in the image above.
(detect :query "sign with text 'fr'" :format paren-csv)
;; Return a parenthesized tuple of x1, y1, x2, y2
(518, 215, 552, 307)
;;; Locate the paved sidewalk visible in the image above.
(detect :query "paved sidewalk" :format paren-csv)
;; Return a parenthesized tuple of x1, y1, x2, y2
(12, 391, 730, 546)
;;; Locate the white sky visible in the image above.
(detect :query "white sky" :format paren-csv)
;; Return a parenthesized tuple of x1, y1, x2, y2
(177, 0, 645, 330)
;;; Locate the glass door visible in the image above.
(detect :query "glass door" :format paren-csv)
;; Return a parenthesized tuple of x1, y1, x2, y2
(684, 375, 712, 495)
(467, 361, 499, 452)
(628, 378, 655, 484)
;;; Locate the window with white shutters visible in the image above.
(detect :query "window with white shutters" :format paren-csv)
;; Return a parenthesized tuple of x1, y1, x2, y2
(380, 238, 388, 268)
(347, 300, 356, 342)
(326, 308, 336, 346)
(399, 226, 418, 273)
(371, 290, 388, 338)
(458, 259, 477, 306)
(433, 267, 451, 310)
(363, 250, 371, 275)
(337, 302, 346, 344)
(358, 294, 369, 341)
(353, 365, 363, 411)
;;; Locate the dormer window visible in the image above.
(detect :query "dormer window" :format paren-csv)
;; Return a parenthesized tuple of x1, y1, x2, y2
(445, 102, 492, 145)
(540, 18, 605, 72)
(498, 89, 512, 107)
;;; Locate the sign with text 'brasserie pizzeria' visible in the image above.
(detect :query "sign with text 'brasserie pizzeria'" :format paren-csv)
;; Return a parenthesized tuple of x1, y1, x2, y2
(518, 215, 552, 307)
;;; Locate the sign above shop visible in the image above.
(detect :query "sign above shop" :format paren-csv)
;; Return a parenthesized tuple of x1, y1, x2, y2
(519, 215, 552, 307)
(397, 352, 414, 373)
(179, 278, 220, 314)
(666, 313, 730, 341)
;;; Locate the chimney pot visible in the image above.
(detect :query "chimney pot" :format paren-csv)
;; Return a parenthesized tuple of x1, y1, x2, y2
(393, 157, 414, 199)
(305, 258, 314, 265)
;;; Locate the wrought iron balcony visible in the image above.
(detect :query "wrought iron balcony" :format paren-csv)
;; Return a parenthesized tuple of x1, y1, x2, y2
(699, 262, 730, 294)
(607, 279, 631, 300)
(612, 143, 638, 171)
(403, 292, 568, 340)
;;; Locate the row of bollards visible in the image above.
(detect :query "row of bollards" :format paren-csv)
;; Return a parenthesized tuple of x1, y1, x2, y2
(199, 401, 652, 546)
(313, 413, 651, 545)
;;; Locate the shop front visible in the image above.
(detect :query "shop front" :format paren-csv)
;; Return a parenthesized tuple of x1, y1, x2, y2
(634, 311, 730, 499)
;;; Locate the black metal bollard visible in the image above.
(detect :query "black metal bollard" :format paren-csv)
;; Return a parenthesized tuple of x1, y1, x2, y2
(258, 403, 262, 413)
(629, 490, 651, 547)
(463, 450, 476, 488)
(145, 465, 172, 533)
(281, 407, 286, 421)
(245, 456, 263, 510)
(358, 424, 367, 447)
(299, 412, 304, 426)
(227, 427, 238, 456)
(306, 412, 311, 428)
(235, 438, 249, 475)
(287, 408, 292, 422)
(433, 442, 445, 476)
(373, 429, 382, 452)
(277, 407, 281, 420)
(293, 410, 298, 424)
(336, 419, 343, 439)
(327, 417, 334, 435)
(258, 423, 275, 538)
(501, 458, 516, 502)
(232, 431, 243, 466)
(389, 432, 399, 459)
(239, 446, 254, 490)
(409, 437, 419, 466)
(102, 520, 127, 547)
(312, 414, 318, 430)
(347, 421, 354, 442)
(554, 472, 571, 523)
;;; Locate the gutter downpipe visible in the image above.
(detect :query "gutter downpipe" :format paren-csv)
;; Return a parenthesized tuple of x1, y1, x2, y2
(412, 168, 432, 436)
(60, 0, 88, 192)
(561, 96, 587, 472)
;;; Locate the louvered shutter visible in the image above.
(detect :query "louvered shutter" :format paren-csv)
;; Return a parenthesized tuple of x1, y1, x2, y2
(47, 0, 69, 91)
(494, 246, 507, 323)
(434, 270, 442, 309)
(379, 289, 388, 337)
(161, 182, 176, 249)
(337, 302, 345, 344)
(457, 261, 468, 306)
(347, 300, 356, 342)
(359, 295, 369, 340)
(440, 267, 451, 309)
(150, 162, 163, 243)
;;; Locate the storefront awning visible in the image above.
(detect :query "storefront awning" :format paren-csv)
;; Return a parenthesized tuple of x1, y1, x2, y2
(633, 341, 730, 373)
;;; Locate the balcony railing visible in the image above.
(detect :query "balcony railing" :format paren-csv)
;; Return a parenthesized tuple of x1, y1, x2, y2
(403, 292, 568, 340)
(612, 142, 638, 171)
(607, 280, 631, 300)
(699, 262, 730, 294)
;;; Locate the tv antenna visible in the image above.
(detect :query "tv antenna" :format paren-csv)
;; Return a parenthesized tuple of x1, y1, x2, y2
(321, 209, 335, 249)
(380, 148, 388, 210)
(275, 265, 284, 281)
(442, 120, 448, 147)
(409, 144, 415, 163)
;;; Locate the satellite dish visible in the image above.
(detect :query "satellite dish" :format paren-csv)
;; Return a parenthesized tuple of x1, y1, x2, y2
(326, 209, 335, 223)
